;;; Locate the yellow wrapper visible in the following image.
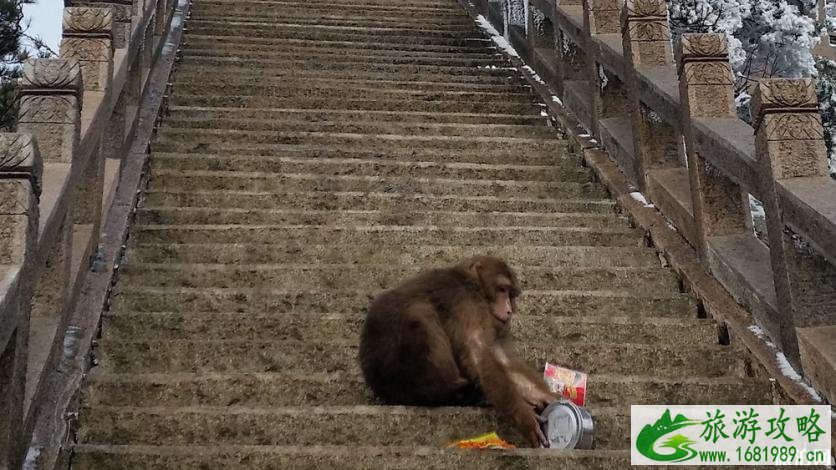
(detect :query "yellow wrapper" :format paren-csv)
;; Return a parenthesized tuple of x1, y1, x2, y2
(447, 432, 516, 450)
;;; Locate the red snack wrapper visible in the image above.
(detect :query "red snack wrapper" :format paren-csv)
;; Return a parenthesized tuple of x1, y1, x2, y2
(543, 362, 587, 406)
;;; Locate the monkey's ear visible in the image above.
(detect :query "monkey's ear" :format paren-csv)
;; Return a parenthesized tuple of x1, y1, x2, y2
(467, 260, 483, 280)
(468, 260, 493, 300)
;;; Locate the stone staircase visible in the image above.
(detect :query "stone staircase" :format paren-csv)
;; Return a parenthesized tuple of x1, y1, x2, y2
(70, 0, 773, 467)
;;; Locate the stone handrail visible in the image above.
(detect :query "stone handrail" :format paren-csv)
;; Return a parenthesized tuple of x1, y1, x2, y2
(467, 0, 835, 404)
(0, 0, 177, 467)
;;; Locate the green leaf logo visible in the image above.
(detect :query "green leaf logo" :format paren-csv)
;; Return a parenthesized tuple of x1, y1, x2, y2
(636, 409, 701, 462)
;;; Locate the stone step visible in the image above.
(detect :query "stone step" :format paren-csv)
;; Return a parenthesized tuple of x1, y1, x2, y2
(171, 76, 525, 94)
(125, 243, 651, 266)
(168, 94, 541, 114)
(84, 372, 769, 408)
(148, 153, 589, 182)
(173, 63, 523, 84)
(175, 57, 514, 77)
(182, 34, 500, 56)
(76, 405, 627, 449)
(109, 287, 697, 317)
(101, 311, 715, 345)
(188, 5, 472, 21)
(116, 264, 678, 292)
(164, 107, 543, 125)
(145, 171, 604, 200)
(134, 209, 626, 230)
(70, 444, 770, 470)
(154, 129, 564, 153)
(96, 339, 741, 377)
(182, 48, 500, 67)
(196, 0, 465, 9)
(141, 190, 615, 214)
(160, 118, 554, 139)
(180, 41, 499, 61)
(184, 24, 486, 44)
(188, 15, 476, 32)
(185, 17, 480, 36)
(149, 143, 566, 166)
(178, 56, 511, 76)
(128, 225, 640, 249)
(169, 81, 534, 102)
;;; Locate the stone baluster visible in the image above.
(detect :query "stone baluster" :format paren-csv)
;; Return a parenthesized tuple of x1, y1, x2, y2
(61, 7, 114, 233)
(17, 59, 82, 374)
(752, 78, 836, 364)
(583, 0, 628, 138)
(0, 135, 42, 470)
(622, 0, 681, 191)
(68, 1, 132, 170)
(678, 33, 750, 261)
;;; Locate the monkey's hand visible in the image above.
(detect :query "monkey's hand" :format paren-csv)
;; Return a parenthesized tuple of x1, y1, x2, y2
(523, 388, 561, 412)
(511, 403, 549, 448)
(509, 370, 560, 411)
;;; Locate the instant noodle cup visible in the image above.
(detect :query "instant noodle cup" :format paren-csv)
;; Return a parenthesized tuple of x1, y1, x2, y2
(539, 400, 595, 449)
(543, 362, 587, 406)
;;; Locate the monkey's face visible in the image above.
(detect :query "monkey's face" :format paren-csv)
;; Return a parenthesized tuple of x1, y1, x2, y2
(464, 255, 521, 327)
(491, 276, 516, 324)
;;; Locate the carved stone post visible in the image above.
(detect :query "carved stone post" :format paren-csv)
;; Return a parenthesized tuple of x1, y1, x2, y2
(678, 33, 750, 260)
(622, 0, 671, 66)
(0, 134, 41, 470)
(752, 79, 836, 365)
(583, 0, 622, 34)
(584, 0, 628, 137)
(17, 59, 82, 164)
(623, 0, 681, 191)
(61, 7, 113, 231)
(61, 7, 114, 93)
(70, 0, 133, 49)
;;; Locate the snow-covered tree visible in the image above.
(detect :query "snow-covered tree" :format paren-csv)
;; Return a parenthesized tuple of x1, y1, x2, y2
(0, 0, 55, 130)
(816, 57, 836, 177)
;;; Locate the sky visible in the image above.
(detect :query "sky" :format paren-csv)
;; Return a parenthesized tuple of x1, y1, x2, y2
(22, 0, 63, 53)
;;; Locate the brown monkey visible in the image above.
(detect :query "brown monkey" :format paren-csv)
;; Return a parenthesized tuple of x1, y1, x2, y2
(359, 255, 559, 447)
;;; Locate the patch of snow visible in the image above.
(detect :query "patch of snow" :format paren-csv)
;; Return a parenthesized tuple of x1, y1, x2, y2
(588, 139, 598, 144)
(551, 95, 563, 105)
(540, 110, 549, 117)
(578, 133, 591, 138)
(747, 324, 823, 401)
(647, 109, 663, 123)
(629, 191, 655, 208)
(522, 65, 546, 84)
(748, 194, 765, 218)
(475, 15, 520, 58)
(598, 64, 609, 90)
(22, 447, 41, 470)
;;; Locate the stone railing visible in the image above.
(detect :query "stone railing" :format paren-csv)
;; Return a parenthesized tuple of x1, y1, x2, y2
(0, 0, 179, 467)
(465, 0, 836, 405)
